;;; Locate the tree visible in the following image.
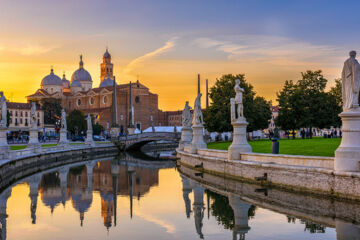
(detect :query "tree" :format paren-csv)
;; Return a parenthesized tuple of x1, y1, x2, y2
(276, 70, 342, 135)
(93, 122, 104, 135)
(203, 74, 271, 132)
(6, 110, 10, 127)
(41, 98, 62, 127)
(66, 110, 86, 135)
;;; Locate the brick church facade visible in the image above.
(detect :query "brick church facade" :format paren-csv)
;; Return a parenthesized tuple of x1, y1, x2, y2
(27, 49, 171, 134)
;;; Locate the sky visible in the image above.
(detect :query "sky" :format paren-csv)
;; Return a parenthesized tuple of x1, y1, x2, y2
(1, 0, 360, 110)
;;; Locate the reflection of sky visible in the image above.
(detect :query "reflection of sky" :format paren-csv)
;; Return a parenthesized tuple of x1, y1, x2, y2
(6, 167, 337, 239)
(2, 1, 360, 109)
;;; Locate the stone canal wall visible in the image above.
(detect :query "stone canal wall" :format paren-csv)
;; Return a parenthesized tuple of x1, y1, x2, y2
(0, 144, 118, 191)
(177, 148, 360, 201)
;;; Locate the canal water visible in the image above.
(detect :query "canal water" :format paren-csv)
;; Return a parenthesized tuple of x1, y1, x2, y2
(0, 153, 357, 239)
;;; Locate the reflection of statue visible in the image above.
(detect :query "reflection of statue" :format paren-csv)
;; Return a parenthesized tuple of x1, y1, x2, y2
(0, 92, 7, 127)
(86, 114, 92, 131)
(30, 102, 37, 128)
(192, 93, 203, 125)
(231, 79, 244, 122)
(182, 101, 192, 128)
(342, 51, 360, 110)
(61, 109, 67, 130)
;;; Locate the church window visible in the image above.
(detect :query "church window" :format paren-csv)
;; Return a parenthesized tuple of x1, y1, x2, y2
(77, 99, 82, 106)
(135, 96, 140, 103)
(89, 97, 94, 105)
(102, 96, 108, 104)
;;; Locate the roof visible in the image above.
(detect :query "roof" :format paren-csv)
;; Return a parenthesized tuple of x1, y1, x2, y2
(6, 102, 31, 109)
(41, 69, 62, 86)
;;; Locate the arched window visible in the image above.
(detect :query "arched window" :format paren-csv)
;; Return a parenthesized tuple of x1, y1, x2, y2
(135, 96, 140, 103)
(77, 99, 82, 106)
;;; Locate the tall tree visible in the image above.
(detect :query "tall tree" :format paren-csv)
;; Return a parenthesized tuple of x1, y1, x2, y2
(276, 71, 342, 134)
(41, 98, 62, 127)
(203, 74, 271, 132)
(66, 110, 86, 135)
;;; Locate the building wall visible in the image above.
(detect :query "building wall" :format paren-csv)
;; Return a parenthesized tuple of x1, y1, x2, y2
(7, 104, 44, 131)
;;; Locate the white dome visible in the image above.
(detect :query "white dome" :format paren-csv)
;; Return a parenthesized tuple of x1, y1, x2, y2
(41, 69, 62, 86)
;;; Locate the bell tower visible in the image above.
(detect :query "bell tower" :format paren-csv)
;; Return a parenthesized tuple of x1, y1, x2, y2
(100, 48, 114, 81)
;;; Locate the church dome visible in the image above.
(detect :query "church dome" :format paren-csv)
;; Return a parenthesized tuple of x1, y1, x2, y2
(71, 80, 82, 87)
(71, 55, 92, 83)
(41, 68, 62, 86)
(99, 76, 116, 88)
(103, 48, 111, 59)
(62, 73, 70, 89)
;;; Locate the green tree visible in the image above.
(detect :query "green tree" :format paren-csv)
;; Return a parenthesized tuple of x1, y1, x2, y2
(276, 71, 342, 135)
(6, 110, 10, 127)
(93, 122, 104, 135)
(203, 74, 271, 132)
(66, 110, 86, 135)
(41, 98, 62, 126)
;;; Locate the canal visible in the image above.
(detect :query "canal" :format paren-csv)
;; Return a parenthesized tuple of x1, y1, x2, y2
(0, 151, 357, 239)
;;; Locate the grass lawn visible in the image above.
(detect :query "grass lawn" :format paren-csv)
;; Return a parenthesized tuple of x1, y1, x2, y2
(9, 141, 109, 151)
(207, 137, 342, 157)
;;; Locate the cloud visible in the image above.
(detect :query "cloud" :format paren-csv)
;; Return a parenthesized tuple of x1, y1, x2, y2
(123, 37, 178, 75)
(16, 44, 58, 55)
(134, 210, 176, 234)
(194, 35, 341, 67)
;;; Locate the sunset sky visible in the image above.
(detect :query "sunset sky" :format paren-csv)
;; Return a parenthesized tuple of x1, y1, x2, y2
(1, 0, 360, 110)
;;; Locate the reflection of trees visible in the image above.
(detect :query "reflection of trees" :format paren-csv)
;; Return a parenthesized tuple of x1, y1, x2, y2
(286, 215, 326, 233)
(41, 172, 60, 187)
(69, 166, 86, 175)
(301, 220, 326, 233)
(206, 190, 256, 230)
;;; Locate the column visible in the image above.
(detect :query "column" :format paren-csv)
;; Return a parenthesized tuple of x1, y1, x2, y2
(180, 175, 192, 218)
(228, 194, 251, 240)
(0, 188, 11, 240)
(111, 160, 120, 226)
(192, 181, 205, 239)
(58, 167, 69, 206)
(28, 174, 42, 224)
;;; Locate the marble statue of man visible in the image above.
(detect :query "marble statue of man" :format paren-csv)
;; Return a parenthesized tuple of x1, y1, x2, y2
(30, 102, 37, 129)
(192, 93, 204, 125)
(342, 50, 360, 110)
(231, 79, 245, 121)
(61, 109, 67, 130)
(182, 101, 192, 128)
(86, 114, 92, 131)
(0, 92, 7, 127)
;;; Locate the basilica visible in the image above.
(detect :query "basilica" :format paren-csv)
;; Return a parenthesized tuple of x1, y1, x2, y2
(27, 49, 169, 133)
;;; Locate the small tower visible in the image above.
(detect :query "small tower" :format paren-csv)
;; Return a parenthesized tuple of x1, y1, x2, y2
(100, 48, 114, 81)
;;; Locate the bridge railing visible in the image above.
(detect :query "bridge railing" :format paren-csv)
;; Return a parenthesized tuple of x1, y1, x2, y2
(117, 132, 180, 141)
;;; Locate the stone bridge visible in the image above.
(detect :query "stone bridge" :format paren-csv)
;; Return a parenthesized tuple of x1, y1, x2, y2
(113, 132, 181, 151)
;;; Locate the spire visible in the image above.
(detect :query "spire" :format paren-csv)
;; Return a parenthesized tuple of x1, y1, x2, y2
(79, 55, 83, 68)
(62, 72, 66, 79)
(197, 74, 200, 95)
(206, 79, 209, 108)
(50, 66, 54, 74)
(111, 76, 118, 127)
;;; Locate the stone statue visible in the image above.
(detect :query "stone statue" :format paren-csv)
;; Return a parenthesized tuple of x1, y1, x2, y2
(86, 114, 92, 131)
(151, 121, 155, 133)
(61, 109, 67, 130)
(342, 51, 360, 110)
(0, 92, 7, 127)
(192, 93, 203, 125)
(182, 101, 192, 128)
(30, 102, 37, 129)
(231, 79, 245, 122)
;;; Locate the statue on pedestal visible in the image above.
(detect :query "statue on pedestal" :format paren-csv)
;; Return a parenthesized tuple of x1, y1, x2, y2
(0, 92, 7, 128)
(30, 102, 37, 129)
(182, 101, 192, 128)
(342, 50, 360, 110)
(192, 93, 203, 125)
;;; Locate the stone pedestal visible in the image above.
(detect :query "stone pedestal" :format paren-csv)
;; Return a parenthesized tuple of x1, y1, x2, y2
(85, 130, 95, 147)
(335, 111, 360, 172)
(127, 127, 136, 135)
(190, 124, 206, 154)
(57, 129, 69, 148)
(0, 127, 9, 159)
(228, 120, 252, 160)
(179, 126, 193, 150)
(28, 128, 40, 150)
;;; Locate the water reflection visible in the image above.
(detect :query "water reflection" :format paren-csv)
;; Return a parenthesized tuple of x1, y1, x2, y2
(2, 153, 360, 239)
